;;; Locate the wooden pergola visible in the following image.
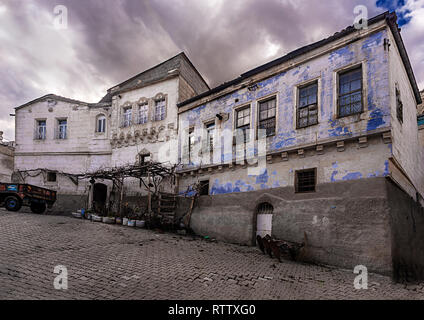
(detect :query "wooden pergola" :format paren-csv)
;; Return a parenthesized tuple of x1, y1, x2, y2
(77, 161, 177, 216)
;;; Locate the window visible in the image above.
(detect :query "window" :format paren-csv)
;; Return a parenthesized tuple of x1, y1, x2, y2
(138, 102, 149, 124)
(396, 87, 403, 124)
(205, 122, 215, 160)
(297, 82, 318, 128)
(199, 180, 209, 196)
(257, 202, 274, 215)
(295, 169, 316, 193)
(47, 172, 57, 182)
(154, 99, 166, 121)
(97, 115, 106, 133)
(139, 154, 151, 164)
(258, 98, 276, 137)
(122, 107, 132, 127)
(235, 106, 251, 143)
(338, 67, 363, 117)
(57, 119, 67, 139)
(188, 127, 195, 163)
(36, 120, 46, 140)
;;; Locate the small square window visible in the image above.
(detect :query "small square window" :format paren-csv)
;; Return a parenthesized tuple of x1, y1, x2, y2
(47, 172, 57, 182)
(199, 180, 209, 196)
(295, 169, 316, 193)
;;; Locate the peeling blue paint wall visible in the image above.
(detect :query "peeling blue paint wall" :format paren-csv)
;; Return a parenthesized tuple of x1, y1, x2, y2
(179, 30, 392, 194)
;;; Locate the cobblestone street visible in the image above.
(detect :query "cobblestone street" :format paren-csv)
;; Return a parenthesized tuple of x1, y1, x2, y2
(0, 210, 423, 300)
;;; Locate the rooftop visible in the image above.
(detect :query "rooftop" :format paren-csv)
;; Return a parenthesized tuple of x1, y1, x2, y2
(178, 11, 422, 109)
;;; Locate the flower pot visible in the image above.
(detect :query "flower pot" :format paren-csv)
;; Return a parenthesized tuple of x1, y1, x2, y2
(127, 220, 136, 227)
(115, 217, 122, 225)
(135, 220, 145, 228)
(122, 218, 128, 226)
(92, 215, 102, 222)
(102, 217, 115, 224)
(72, 212, 82, 219)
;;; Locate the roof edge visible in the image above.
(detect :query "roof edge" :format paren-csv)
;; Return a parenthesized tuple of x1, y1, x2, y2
(178, 11, 421, 108)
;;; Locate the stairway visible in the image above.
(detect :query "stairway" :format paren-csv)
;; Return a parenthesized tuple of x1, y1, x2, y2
(157, 192, 177, 225)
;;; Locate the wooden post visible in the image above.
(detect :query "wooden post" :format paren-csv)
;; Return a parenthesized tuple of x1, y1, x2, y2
(147, 171, 152, 215)
(118, 176, 124, 217)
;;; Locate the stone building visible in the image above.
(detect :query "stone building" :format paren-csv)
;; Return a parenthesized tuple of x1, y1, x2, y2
(13, 53, 209, 212)
(176, 12, 424, 279)
(0, 132, 14, 182)
(418, 90, 424, 146)
(10, 11, 424, 279)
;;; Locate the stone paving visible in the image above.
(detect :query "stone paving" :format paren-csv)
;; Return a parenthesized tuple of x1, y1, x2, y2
(0, 210, 424, 300)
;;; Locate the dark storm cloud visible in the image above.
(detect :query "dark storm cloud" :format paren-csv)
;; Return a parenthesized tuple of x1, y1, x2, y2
(0, 0, 422, 141)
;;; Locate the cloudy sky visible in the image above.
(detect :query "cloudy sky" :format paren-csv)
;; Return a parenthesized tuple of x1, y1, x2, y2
(0, 0, 423, 141)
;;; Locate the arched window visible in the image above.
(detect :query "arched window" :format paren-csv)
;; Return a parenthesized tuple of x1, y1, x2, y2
(96, 115, 106, 133)
(257, 202, 273, 215)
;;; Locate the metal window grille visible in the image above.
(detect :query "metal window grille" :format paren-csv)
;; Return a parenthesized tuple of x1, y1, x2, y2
(259, 98, 276, 137)
(338, 67, 362, 117)
(295, 169, 316, 193)
(297, 82, 318, 128)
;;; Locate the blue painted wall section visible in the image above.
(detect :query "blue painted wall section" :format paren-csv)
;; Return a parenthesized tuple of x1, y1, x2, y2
(180, 29, 392, 194)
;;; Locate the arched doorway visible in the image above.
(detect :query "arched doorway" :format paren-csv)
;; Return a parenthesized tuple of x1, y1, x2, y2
(93, 183, 107, 213)
(255, 202, 274, 241)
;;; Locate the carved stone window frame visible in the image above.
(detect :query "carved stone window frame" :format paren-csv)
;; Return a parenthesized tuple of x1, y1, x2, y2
(121, 101, 133, 128)
(153, 93, 168, 122)
(137, 97, 150, 126)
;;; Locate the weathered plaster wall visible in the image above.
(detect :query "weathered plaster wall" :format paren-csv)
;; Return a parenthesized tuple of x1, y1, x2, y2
(0, 144, 14, 182)
(179, 136, 391, 194)
(388, 30, 424, 198)
(387, 179, 424, 281)
(185, 178, 392, 275)
(110, 77, 179, 168)
(178, 29, 390, 169)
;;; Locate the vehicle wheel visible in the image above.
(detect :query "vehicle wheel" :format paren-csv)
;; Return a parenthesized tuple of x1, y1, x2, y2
(30, 202, 46, 214)
(5, 196, 22, 212)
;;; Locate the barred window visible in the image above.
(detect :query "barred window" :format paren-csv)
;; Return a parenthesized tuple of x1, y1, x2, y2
(154, 99, 166, 121)
(338, 67, 363, 117)
(236, 107, 250, 143)
(396, 87, 403, 124)
(295, 169, 316, 193)
(138, 102, 149, 124)
(258, 98, 276, 137)
(297, 82, 318, 128)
